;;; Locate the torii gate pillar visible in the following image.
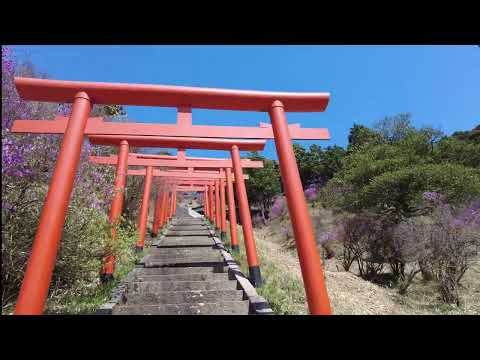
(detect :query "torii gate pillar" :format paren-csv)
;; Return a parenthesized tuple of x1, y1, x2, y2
(215, 179, 221, 234)
(220, 170, 227, 242)
(208, 184, 215, 225)
(136, 165, 153, 251)
(15, 93, 92, 315)
(269, 100, 332, 315)
(225, 167, 239, 251)
(231, 145, 262, 287)
(102, 139, 129, 281)
(151, 186, 162, 237)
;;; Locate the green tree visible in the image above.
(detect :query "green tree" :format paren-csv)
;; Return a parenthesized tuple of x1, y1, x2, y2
(373, 113, 415, 144)
(433, 137, 480, 168)
(293, 143, 321, 187)
(347, 124, 385, 152)
(327, 124, 480, 219)
(245, 152, 281, 224)
(452, 124, 480, 143)
(318, 145, 347, 182)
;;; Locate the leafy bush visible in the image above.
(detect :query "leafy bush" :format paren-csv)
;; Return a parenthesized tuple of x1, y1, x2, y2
(360, 163, 480, 218)
(1, 46, 141, 313)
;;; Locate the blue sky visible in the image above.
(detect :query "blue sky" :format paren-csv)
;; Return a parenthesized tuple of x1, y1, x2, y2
(10, 45, 480, 160)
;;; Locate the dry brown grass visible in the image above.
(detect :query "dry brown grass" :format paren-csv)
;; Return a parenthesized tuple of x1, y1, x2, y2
(252, 203, 480, 315)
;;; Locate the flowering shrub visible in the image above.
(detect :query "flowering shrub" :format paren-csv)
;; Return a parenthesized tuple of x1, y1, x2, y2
(270, 196, 286, 218)
(395, 195, 480, 304)
(334, 214, 391, 279)
(1, 47, 139, 312)
(304, 185, 318, 201)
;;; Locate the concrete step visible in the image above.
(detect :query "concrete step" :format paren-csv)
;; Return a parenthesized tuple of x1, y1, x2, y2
(143, 253, 224, 262)
(172, 219, 205, 224)
(123, 289, 244, 305)
(131, 267, 221, 276)
(130, 272, 229, 282)
(171, 223, 206, 227)
(146, 248, 219, 258)
(166, 230, 212, 236)
(143, 257, 224, 268)
(128, 280, 238, 293)
(154, 241, 215, 248)
(155, 236, 214, 245)
(171, 225, 209, 231)
(112, 301, 249, 315)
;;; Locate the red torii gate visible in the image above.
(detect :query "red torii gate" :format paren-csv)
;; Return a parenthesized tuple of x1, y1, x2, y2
(124, 151, 256, 246)
(90, 157, 253, 278)
(126, 167, 247, 237)
(93, 159, 249, 254)
(89, 153, 258, 259)
(89, 135, 266, 286)
(156, 173, 241, 240)
(11, 77, 332, 315)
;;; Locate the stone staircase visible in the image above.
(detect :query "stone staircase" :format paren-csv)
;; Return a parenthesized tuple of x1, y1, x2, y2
(97, 208, 272, 315)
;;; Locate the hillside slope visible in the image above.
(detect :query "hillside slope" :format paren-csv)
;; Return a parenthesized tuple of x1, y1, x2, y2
(230, 203, 480, 315)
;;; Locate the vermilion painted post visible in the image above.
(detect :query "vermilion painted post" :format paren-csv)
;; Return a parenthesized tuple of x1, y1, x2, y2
(151, 187, 162, 236)
(204, 186, 209, 219)
(206, 186, 211, 220)
(15, 92, 92, 315)
(208, 185, 213, 224)
(269, 100, 332, 315)
(103, 139, 129, 280)
(203, 191, 208, 219)
(226, 167, 239, 251)
(231, 145, 262, 287)
(173, 192, 177, 215)
(171, 190, 176, 217)
(159, 191, 168, 230)
(136, 165, 153, 251)
(220, 171, 227, 241)
(168, 191, 173, 221)
(202, 188, 207, 219)
(215, 180, 221, 233)
(165, 191, 171, 223)
(208, 184, 215, 225)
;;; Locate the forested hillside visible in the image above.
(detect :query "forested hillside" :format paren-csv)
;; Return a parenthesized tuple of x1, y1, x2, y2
(245, 115, 479, 308)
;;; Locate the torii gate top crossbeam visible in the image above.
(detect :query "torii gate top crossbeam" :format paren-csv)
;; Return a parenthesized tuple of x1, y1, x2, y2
(14, 77, 330, 112)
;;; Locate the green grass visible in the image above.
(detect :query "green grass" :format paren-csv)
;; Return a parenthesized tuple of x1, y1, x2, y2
(43, 247, 145, 315)
(42, 226, 150, 315)
(224, 222, 308, 315)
